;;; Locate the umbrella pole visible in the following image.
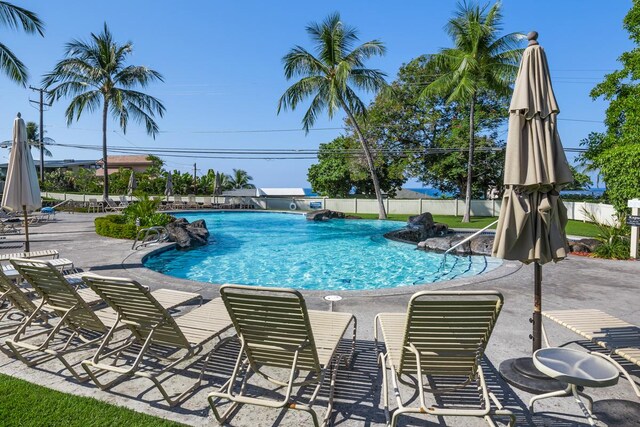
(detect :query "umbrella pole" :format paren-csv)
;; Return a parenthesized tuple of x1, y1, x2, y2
(23, 205, 29, 252)
(533, 262, 542, 352)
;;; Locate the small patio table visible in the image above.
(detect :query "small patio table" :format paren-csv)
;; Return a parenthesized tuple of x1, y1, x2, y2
(530, 347, 619, 425)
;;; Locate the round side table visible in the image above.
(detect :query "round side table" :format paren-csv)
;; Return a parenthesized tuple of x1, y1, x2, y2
(530, 347, 620, 426)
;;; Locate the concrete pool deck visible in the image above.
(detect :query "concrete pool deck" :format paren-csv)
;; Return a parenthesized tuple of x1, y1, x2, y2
(0, 211, 638, 426)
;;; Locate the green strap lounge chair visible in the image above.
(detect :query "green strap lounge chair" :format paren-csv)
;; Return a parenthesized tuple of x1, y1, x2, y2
(543, 309, 640, 399)
(5, 259, 201, 383)
(208, 284, 357, 427)
(374, 290, 514, 427)
(81, 274, 233, 406)
(0, 269, 47, 335)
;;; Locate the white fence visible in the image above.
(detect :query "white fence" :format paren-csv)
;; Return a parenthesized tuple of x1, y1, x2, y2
(43, 192, 618, 225)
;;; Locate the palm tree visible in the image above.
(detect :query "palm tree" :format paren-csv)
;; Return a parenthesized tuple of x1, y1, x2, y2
(278, 13, 388, 219)
(1, 121, 53, 158)
(228, 168, 255, 189)
(421, 2, 523, 222)
(42, 23, 165, 200)
(0, 2, 44, 85)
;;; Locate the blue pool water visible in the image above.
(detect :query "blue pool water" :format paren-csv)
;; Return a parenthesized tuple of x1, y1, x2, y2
(144, 212, 501, 291)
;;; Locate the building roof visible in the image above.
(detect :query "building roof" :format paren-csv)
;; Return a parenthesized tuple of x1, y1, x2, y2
(257, 188, 306, 197)
(222, 189, 258, 197)
(96, 155, 153, 167)
(0, 159, 97, 169)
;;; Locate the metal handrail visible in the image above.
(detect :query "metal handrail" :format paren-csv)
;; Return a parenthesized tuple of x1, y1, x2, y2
(132, 226, 169, 250)
(444, 219, 499, 256)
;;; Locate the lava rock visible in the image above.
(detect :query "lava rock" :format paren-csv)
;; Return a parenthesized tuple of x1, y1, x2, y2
(568, 238, 601, 253)
(306, 210, 346, 221)
(165, 218, 210, 249)
(469, 235, 495, 256)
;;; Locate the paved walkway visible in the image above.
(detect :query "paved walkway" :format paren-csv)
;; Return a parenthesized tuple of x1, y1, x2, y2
(0, 212, 639, 426)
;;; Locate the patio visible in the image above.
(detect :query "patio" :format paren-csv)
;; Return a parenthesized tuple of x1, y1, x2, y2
(0, 212, 638, 426)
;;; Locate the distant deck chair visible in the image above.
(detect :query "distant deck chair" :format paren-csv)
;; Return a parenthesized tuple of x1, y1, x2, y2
(0, 249, 59, 263)
(173, 195, 187, 209)
(80, 274, 233, 406)
(118, 196, 130, 208)
(543, 309, 640, 398)
(202, 196, 213, 209)
(187, 194, 199, 209)
(374, 290, 514, 427)
(87, 198, 102, 213)
(5, 259, 201, 382)
(104, 198, 125, 212)
(208, 284, 357, 426)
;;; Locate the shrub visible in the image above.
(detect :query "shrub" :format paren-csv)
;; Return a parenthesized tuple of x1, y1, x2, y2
(583, 210, 630, 260)
(95, 215, 138, 240)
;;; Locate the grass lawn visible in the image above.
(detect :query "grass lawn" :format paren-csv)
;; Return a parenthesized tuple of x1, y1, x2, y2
(0, 374, 185, 427)
(347, 213, 600, 238)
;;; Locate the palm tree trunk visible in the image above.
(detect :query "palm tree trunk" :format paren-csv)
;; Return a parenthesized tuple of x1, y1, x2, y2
(462, 96, 476, 223)
(339, 99, 387, 220)
(102, 100, 109, 200)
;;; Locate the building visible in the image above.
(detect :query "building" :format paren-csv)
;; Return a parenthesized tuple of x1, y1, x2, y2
(0, 159, 98, 178)
(95, 155, 154, 176)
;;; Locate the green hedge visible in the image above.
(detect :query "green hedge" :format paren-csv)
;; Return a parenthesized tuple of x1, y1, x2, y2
(94, 215, 139, 240)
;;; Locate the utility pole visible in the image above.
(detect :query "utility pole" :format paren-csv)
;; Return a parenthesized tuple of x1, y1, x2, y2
(28, 86, 51, 183)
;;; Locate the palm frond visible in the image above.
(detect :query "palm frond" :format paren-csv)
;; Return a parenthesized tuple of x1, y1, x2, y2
(115, 65, 164, 88)
(0, 40, 27, 84)
(64, 90, 102, 124)
(282, 46, 326, 79)
(0, 1, 44, 35)
(277, 76, 325, 113)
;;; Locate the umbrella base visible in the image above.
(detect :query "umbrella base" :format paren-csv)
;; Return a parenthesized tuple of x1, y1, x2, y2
(499, 357, 566, 394)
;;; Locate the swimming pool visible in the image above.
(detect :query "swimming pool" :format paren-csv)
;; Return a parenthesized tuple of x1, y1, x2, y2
(143, 212, 501, 291)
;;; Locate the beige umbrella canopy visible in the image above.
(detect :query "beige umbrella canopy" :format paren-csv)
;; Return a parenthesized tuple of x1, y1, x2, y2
(492, 32, 573, 392)
(493, 33, 573, 352)
(1, 113, 42, 252)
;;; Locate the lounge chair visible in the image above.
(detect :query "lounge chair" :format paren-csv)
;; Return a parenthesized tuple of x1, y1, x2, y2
(187, 194, 199, 209)
(80, 274, 233, 406)
(202, 196, 214, 209)
(207, 284, 357, 426)
(374, 290, 514, 427)
(87, 198, 102, 213)
(119, 196, 130, 208)
(104, 198, 125, 212)
(5, 259, 201, 382)
(173, 195, 187, 209)
(0, 249, 59, 262)
(543, 309, 640, 398)
(0, 269, 47, 335)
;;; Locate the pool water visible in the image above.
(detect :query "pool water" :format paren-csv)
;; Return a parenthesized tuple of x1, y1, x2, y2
(143, 212, 501, 291)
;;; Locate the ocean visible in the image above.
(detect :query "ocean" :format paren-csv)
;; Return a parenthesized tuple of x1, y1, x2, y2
(303, 187, 606, 198)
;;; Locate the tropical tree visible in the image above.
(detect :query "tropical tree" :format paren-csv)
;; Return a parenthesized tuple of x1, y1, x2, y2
(2, 121, 53, 157)
(278, 13, 388, 218)
(0, 2, 44, 85)
(421, 2, 523, 221)
(227, 168, 255, 189)
(42, 23, 165, 200)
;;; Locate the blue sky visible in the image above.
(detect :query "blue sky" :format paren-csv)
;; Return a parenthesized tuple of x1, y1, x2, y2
(0, 1, 632, 187)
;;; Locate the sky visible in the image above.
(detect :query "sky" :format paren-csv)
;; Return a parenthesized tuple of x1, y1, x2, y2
(0, 1, 633, 188)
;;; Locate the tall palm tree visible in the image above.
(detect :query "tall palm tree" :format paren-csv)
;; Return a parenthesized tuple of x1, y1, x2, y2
(0, 2, 44, 85)
(228, 168, 255, 189)
(421, 2, 523, 222)
(42, 23, 165, 200)
(278, 13, 388, 219)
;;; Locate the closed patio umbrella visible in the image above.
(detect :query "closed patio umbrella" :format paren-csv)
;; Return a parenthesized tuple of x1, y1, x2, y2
(1, 113, 41, 252)
(493, 32, 573, 392)
(164, 173, 173, 198)
(127, 170, 137, 198)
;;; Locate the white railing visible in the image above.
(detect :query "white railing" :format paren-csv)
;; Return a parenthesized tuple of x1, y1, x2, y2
(42, 191, 618, 225)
